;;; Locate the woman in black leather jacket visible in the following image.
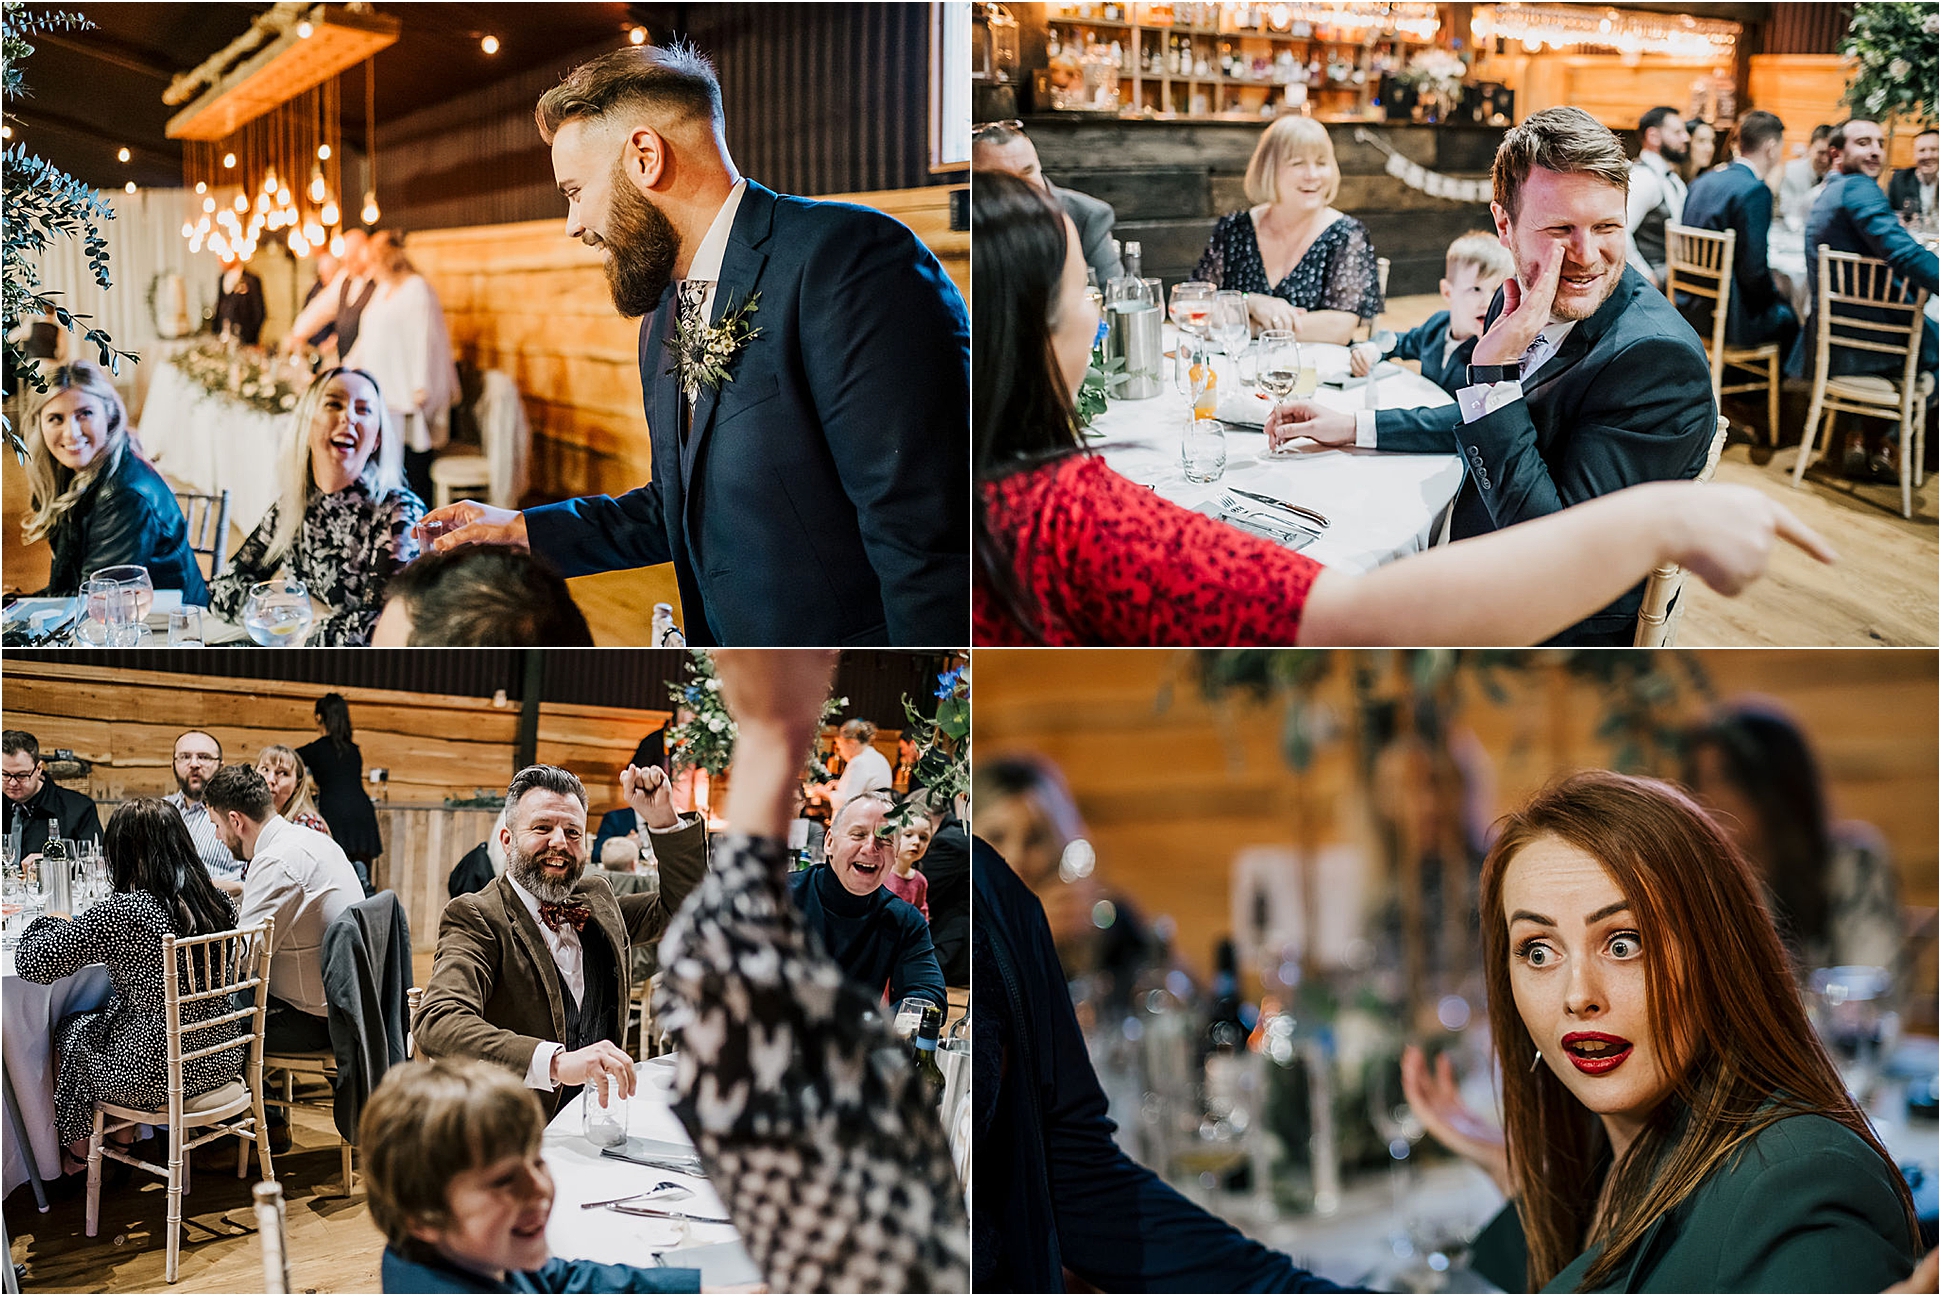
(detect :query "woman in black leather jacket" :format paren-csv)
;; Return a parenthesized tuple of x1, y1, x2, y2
(19, 362, 206, 602)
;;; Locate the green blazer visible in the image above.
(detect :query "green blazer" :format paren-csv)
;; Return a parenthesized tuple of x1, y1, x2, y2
(1470, 1113, 1917, 1292)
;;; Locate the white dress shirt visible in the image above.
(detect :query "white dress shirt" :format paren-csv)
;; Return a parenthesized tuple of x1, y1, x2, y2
(1626, 151, 1687, 280)
(166, 791, 243, 882)
(234, 815, 364, 1016)
(1353, 331, 1471, 447)
(675, 179, 750, 413)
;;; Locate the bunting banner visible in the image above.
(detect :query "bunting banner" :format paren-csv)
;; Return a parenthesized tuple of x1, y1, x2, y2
(1359, 127, 1493, 205)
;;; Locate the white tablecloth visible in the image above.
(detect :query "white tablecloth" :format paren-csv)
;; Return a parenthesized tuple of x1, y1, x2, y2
(137, 362, 291, 542)
(2, 951, 113, 1196)
(1093, 340, 1465, 574)
(541, 1057, 756, 1287)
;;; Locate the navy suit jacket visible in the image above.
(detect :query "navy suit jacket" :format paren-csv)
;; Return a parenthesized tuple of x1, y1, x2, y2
(1792, 170, 1940, 378)
(381, 1248, 698, 1293)
(1680, 160, 1788, 343)
(1365, 311, 1478, 446)
(1374, 266, 1715, 644)
(591, 806, 640, 865)
(523, 182, 970, 646)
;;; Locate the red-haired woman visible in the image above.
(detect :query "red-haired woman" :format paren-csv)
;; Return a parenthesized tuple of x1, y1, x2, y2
(1412, 770, 1921, 1291)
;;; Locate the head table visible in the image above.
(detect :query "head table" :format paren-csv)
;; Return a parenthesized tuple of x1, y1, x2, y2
(1088, 332, 1464, 574)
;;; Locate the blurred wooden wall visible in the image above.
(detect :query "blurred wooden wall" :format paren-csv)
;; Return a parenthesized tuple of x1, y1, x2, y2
(409, 186, 968, 502)
(974, 650, 1939, 1000)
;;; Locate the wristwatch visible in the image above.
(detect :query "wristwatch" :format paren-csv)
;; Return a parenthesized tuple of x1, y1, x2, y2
(1466, 362, 1523, 385)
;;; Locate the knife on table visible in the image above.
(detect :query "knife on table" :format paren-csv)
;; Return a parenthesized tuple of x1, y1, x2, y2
(1227, 488, 1330, 529)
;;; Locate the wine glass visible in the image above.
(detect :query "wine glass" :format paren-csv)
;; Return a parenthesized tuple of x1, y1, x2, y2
(1168, 281, 1216, 384)
(243, 578, 315, 647)
(91, 565, 154, 623)
(78, 579, 119, 646)
(1255, 330, 1302, 456)
(1210, 290, 1251, 362)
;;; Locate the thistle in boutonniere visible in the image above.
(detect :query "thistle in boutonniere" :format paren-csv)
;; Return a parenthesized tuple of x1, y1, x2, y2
(666, 291, 762, 400)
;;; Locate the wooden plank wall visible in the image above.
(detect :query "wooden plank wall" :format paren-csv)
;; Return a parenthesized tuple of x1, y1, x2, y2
(408, 185, 968, 501)
(974, 649, 1939, 1011)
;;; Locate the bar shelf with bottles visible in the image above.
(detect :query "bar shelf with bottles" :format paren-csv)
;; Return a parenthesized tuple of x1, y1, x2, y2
(1043, 1, 1443, 121)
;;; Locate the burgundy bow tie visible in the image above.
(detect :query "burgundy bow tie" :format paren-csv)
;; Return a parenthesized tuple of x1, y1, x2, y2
(536, 899, 592, 934)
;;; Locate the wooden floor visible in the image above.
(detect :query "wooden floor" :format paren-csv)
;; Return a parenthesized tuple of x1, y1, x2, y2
(0, 960, 448, 1293)
(1, 454, 684, 645)
(1376, 293, 1937, 647)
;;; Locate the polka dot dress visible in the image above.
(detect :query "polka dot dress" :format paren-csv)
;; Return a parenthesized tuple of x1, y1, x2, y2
(1194, 210, 1385, 320)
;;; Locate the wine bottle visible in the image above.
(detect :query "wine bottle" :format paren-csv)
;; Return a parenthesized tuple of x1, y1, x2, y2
(912, 1003, 947, 1105)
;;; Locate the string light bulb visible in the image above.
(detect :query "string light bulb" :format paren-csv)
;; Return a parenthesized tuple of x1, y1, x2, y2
(123, 180, 137, 194)
(203, 196, 217, 213)
(195, 181, 207, 194)
(234, 193, 249, 212)
(181, 221, 195, 238)
(309, 173, 327, 202)
(0, 124, 11, 139)
(481, 34, 500, 54)
(361, 192, 380, 225)
(329, 233, 346, 258)
(317, 143, 331, 161)
(304, 220, 325, 244)
(117, 147, 130, 163)
(630, 26, 648, 45)
(288, 228, 310, 256)
(223, 152, 236, 168)
(321, 200, 340, 225)
(297, 20, 313, 37)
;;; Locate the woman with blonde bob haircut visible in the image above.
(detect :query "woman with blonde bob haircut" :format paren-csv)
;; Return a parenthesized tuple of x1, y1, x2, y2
(1451, 770, 1919, 1291)
(253, 744, 330, 837)
(18, 362, 206, 601)
(207, 366, 423, 645)
(1193, 115, 1382, 343)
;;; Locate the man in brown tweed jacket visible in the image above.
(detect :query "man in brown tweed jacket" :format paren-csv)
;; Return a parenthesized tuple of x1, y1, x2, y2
(414, 761, 707, 1117)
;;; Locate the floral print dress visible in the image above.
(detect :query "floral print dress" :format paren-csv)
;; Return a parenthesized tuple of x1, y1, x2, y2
(1194, 210, 1385, 320)
(13, 891, 246, 1146)
(207, 479, 424, 646)
(655, 833, 969, 1293)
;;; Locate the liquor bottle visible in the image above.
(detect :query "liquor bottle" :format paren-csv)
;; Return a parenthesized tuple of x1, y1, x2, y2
(1202, 937, 1249, 1059)
(912, 1004, 947, 1105)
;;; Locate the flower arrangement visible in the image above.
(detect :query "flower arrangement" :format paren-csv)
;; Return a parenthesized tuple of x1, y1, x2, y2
(1393, 48, 1466, 103)
(1841, 3, 1938, 127)
(666, 650, 848, 780)
(167, 339, 302, 416)
(888, 660, 970, 828)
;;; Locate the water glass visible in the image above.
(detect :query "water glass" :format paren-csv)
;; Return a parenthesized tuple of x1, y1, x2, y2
(1209, 290, 1251, 361)
(243, 578, 314, 647)
(91, 565, 154, 624)
(892, 996, 928, 1042)
(168, 607, 205, 647)
(582, 1077, 631, 1148)
(78, 579, 118, 647)
(1182, 418, 1227, 484)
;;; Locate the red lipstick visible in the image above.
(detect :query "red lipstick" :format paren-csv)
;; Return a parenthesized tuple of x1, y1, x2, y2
(1561, 1031, 1633, 1076)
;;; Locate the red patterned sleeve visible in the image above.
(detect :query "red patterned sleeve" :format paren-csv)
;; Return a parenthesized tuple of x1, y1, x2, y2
(996, 456, 1320, 645)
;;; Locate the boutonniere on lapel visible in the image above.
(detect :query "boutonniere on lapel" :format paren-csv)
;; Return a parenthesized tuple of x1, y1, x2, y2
(666, 291, 763, 401)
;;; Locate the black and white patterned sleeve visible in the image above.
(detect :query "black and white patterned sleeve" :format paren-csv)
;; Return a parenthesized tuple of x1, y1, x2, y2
(206, 503, 281, 622)
(1321, 218, 1385, 320)
(654, 833, 968, 1294)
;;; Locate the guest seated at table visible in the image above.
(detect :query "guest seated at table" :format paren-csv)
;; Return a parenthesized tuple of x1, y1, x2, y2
(204, 764, 364, 1116)
(1346, 231, 1513, 437)
(1778, 125, 1835, 232)
(1679, 110, 1800, 358)
(1682, 699, 1904, 981)
(1679, 117, 1718, 188)
(885, 803, 933, 920)
(166, 729, 244, 889)
(1410, 771, 1921, 1291)
(414, 763, 706, 1119)
(361, 1058, 701, 1295)
(2, 729, 102, 861)
(653, 651, 967, 1291)
(255, 744, 331, 838)
(1266, 108, 1721, 645)
(1790, 117, 1939, 480)
(1192, 115, 1382, 344)
(17, 362, 207, 603)
(1887, 130, 1937, 223)
(972, 119, 1123, 287)
(448, 811, 509, 900)
(973, 169, 1832, 647)
(790, 790, 944, 1011)
(372, 546, 593, 647)
(206, 367, 424, 646)
(14, 799, 244, 1176)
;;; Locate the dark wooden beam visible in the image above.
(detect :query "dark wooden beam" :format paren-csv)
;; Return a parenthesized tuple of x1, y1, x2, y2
(33, 29, 177, 80)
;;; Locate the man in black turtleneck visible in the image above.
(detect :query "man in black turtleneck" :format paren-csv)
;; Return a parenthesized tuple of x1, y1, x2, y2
(788, 790, 944, 1011)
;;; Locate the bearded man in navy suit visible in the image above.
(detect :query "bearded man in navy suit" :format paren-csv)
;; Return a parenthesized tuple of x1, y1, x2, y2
(422, 42, 969, 646)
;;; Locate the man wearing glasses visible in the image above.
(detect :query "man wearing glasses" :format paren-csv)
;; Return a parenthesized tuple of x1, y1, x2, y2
(973, 120, 1124, 287)
(2, 730, 102, 866)
(164, 730, 243, 888)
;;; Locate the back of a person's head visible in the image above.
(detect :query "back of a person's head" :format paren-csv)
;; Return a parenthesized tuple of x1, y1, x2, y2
(386, 546, 593, 646)
(360, 1058, 545, 1263)
(599, 836, 638, 869)
(1734, 110, 1786, 158)
(104, 797, 232, 936)
(204, 764, 274, 823)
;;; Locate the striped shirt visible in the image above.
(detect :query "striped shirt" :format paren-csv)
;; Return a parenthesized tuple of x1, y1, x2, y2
(166, 791, 243, 882)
